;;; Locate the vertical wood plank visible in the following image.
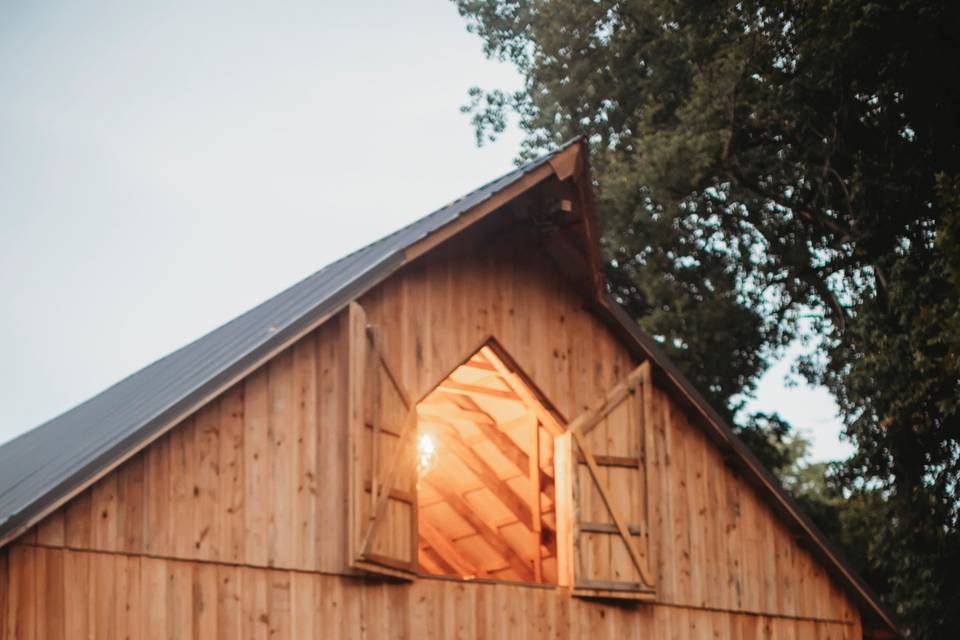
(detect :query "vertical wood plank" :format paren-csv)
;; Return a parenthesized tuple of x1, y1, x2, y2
(705, 443, 727, 611)
(116, 453, 146, 554)
(35, 508, 65, 548)
(64, 550, 91, 639)
(218, 384, 246, 565)
(91, 471, 119, 552)
(346, 302, 367, 569)
(194, 401, 221, 561)
(194, 561, 219, 639)
(671, 398, 692, 605)
(293, 334, 319, 571)
(64, 489, 93, 549)
(168, 558, 192, 640)
(292, 571, 317, 640)
(318, 316, 347, 572)
(91, 546, 116, 640)
(241, 566, 268, 640)
(267, 349, 295, 569)
(217, 564, 242, 640)
(244, 368, 270, 567)
(267, 570, 292, 639)
(117, 554, 143, 640)
(144, 433, 172, 556)
(8, 545, 35, 640)
(725, 467, 745, 611)
(171, 416, 197, 560)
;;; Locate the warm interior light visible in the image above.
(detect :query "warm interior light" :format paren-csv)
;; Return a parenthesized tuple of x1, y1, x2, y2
(417, 432, 438, 474)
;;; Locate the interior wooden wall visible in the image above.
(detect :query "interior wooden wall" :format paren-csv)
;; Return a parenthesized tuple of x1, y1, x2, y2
(1, 232, 862, 636)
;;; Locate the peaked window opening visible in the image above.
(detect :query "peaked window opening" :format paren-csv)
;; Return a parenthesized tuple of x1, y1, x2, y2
(415, 343, 561, 584)
(347, 302, 654, 598)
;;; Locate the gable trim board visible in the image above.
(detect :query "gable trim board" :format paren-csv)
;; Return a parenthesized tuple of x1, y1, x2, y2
(0, 139, 896, 635)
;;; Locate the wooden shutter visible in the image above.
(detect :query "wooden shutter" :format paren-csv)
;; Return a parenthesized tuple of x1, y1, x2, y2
(347, 302, 418, 579)
(556, 362, 656, 600)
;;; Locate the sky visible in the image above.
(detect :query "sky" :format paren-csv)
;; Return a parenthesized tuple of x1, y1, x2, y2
(0, 0, 852, 462)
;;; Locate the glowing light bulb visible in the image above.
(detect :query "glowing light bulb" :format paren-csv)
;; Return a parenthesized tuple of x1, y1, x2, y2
(417, 433, 437, 474)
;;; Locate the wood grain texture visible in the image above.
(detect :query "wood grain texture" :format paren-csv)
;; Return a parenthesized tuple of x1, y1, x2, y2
(1, 546, 862, 640)
(2, 233, 862, 633)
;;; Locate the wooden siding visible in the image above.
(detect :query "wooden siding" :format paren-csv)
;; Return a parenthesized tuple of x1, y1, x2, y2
(1, 546, 862, 640)
(17, 316, 350, 574)
(2, 235, 862, 636)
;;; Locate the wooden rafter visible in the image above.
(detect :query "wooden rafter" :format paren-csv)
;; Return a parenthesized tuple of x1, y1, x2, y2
(418, 547, 450, 575)
(419, 520, 488, 578)
(418, 400, 495, 426)
(422, 492, 555, 514)
(461, 360, 497, 373)
(418, 485, 557, 519)
(479, 346, 565, 436)
(423, 401, 556, 502)
(432, 426, 536, 533)
(424, 477, 535, 582)
(470, 414, 555, 500)
(437, 379, 518, 400)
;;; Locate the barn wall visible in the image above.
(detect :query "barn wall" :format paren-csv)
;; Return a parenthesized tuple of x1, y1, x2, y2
(1, 546, 861, 639)
(645, 381, 858, 621)
(1, 233, 863, 636)
(13, 314, 350, 574)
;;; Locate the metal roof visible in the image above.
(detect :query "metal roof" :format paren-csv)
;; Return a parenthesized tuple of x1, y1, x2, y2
(0, 143, 574, 543)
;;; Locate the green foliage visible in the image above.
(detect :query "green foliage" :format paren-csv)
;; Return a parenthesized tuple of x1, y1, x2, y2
(455, 1, 960, 636)
(734, 411, 793, 473)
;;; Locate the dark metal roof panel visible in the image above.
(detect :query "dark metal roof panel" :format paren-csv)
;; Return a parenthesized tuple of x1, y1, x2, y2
(0, 146, 569, 541)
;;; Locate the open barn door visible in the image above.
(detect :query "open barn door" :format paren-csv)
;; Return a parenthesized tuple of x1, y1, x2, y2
(346, 302, 418, 579)
(556, 362, 656, 600)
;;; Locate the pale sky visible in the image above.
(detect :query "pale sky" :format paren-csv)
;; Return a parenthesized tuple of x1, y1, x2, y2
(0, 0, 851, 462)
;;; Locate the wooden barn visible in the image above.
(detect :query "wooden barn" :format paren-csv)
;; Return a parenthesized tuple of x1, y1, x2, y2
(0, 140, 897, 638)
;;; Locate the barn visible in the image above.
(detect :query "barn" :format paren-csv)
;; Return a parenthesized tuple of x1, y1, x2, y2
(0, 140, 897, 638)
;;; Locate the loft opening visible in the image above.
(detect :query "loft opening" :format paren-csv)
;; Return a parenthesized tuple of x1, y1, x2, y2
(347, 302, 656, 599)
(414, 342, 563, 583)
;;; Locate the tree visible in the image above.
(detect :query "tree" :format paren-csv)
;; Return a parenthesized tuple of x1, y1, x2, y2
(454, 1, 960, 636)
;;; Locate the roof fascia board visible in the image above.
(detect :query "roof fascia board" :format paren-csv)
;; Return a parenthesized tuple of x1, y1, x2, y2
(568, 142, 606, 298)
(547, 144, 580, 181)
(403, 149, 577, 264)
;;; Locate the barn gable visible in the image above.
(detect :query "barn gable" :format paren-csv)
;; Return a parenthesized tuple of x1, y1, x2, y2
(0, 141, 896, 638)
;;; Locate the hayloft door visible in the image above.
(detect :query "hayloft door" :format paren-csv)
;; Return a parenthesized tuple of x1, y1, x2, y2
(346, 302, 418, 579)
(556, 362, 656, 600)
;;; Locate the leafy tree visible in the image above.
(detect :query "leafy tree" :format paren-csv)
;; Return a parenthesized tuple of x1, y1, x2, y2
(455, 1, 960, 636)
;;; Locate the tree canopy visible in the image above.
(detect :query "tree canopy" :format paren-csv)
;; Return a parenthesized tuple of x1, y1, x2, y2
(454, 1, 960, 637)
